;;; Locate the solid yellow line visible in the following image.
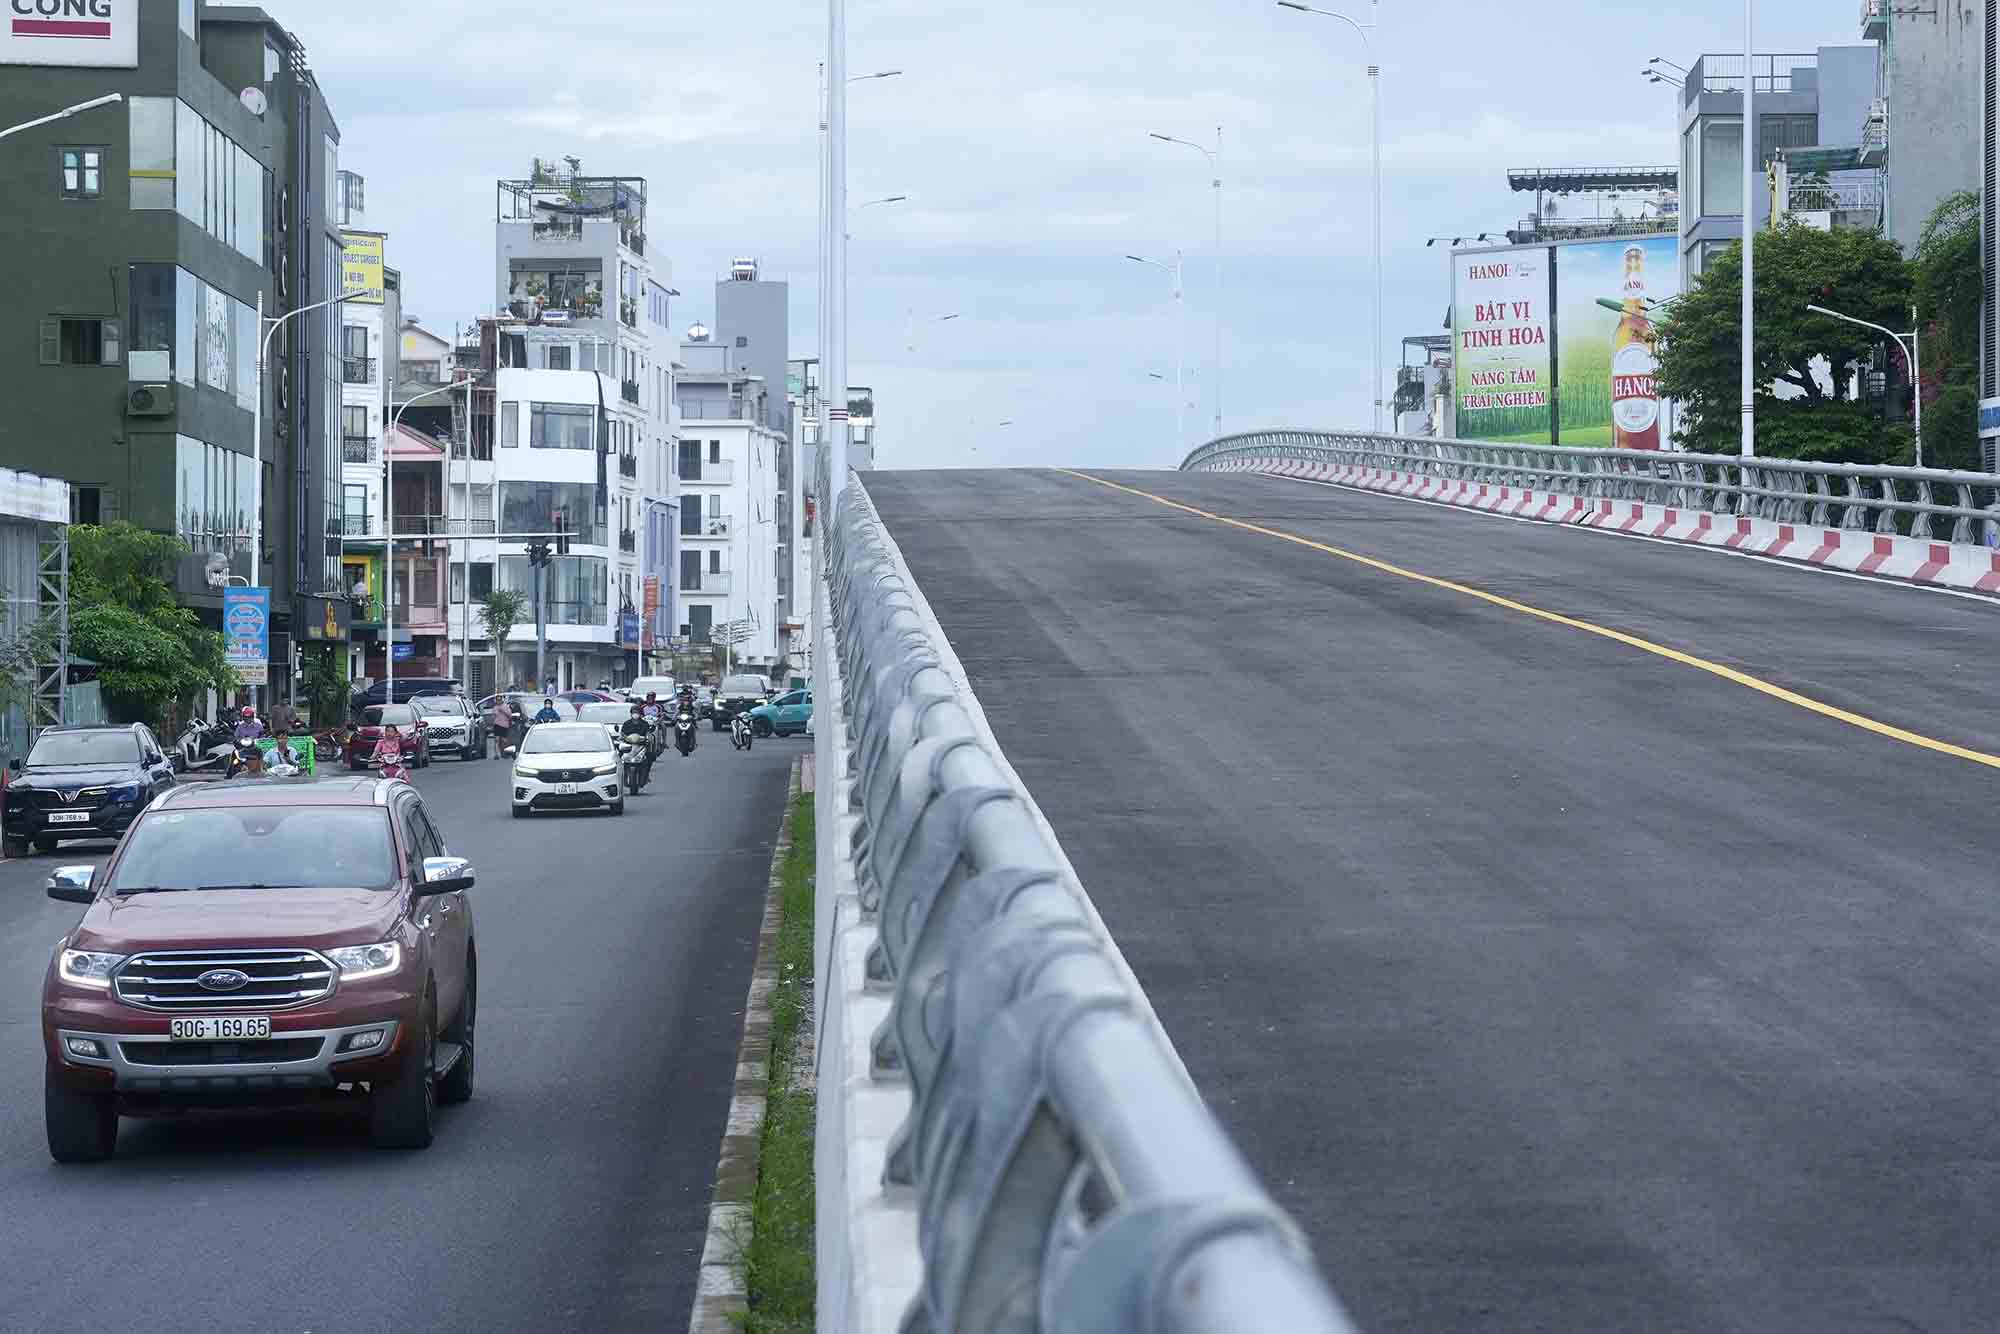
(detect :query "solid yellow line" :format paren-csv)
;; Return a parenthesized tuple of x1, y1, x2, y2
(1059, 468, 2000, 772)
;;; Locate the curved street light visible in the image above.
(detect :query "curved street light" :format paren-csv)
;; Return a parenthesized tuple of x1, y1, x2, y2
(1128, 252, 1186, 452)
(1150, 129, 1224, 440)
(1278, 0, 1384, 432)
(0, 92, 121, 144)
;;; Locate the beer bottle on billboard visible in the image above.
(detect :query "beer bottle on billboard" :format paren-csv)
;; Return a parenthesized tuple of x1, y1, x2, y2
(1611, 245, 1662, 450)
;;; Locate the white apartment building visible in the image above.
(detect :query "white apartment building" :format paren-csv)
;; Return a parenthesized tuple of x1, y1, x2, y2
(676, 334, 783, 671)
(441, 160, 673, 692)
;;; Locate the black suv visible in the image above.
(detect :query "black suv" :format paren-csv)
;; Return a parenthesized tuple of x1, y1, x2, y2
(4, 725, 176, 857)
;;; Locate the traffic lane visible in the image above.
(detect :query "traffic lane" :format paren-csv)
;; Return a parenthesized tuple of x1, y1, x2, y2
(0, 740, 795, 1332)
(1079, 467, 2000, 757)
(866, 469, 2000, 1333)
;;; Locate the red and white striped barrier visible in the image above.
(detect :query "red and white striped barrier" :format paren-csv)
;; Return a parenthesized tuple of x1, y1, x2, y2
(1233, 457, 2000, 597)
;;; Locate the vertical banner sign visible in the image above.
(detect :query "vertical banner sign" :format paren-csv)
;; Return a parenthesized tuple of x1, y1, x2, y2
(1553, 236, 1680, 447)
(1452, 247, 1553, 442)
(224, 587, 271, 688)
(641, 575, 661, 649)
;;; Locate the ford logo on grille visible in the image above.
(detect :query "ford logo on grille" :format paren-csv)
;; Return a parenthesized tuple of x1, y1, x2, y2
(196, 969, 251, 992)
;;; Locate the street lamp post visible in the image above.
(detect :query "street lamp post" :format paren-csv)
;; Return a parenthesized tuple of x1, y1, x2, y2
(1128, 252, 1186, 452)
(0, 92, 121, 144)
(1278, 0, 1383, 432)
(255, 285, 380, 713)
(381, 378, 476, 707)
(1741, 0, 1756, 458)
(1807, 303, 1923, 467)
(1151, 129, 1224, 441)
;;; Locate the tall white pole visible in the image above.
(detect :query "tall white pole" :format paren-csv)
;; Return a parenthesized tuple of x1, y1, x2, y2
(817, 60, 829, 503)
(1369, 60, 1383, 434)
(1740, 0, 1757, 458)
(251, 290, 266, 718)
(826, 0, 849, 508)
(1174, 251, 1187, 453)
(460, 351, 472, 689)
(1213, 125, 1224, 440)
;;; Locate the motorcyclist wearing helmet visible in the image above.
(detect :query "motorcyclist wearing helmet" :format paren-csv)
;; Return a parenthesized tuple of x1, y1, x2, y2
(232, 705, 266, 743)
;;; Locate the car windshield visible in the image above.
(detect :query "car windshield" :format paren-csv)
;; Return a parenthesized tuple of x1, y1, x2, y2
(412, 697, 462, 716)
(722, 675, 765, 694)
(26, 731, 140, 767)
(363, 705, 417, 727)
(108, 806, 398, 892)
(521, 724, 610, 755)
(577, 704, 630, 723)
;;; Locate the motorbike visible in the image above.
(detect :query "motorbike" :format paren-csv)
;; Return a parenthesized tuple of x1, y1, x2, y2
(173, 718, 238, 775)
(730, 712, 754, 751)
(673, 708, 698, 758)
(223, 736, 262, 779)
(617, 735, 650, 794)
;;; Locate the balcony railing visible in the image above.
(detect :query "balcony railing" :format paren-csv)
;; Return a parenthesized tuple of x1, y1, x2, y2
(339, 513, 373, 537)
(619, 528, 637, 553)
(678, 459, 735, 484)
(342, 436, 372, 464)
(349, 595, 384, 624)
(618, 453, 638, 478)
(621, 378, 640, 404)
(1788, 176, 1883, 214)
(1687, 52, 1819, 103)
(678, 396, 767, 424)
(342, 356, 376, 386)
(680, 571, 732, 595)
(692, 515, 731, 538)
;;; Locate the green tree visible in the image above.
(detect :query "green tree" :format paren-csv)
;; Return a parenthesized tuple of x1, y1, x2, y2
(1912, 189, 1982, 472)
(298, 646, 349, 730)
(479, 588, 529, 648)
(1654, 222, 1914, 460)
(67, 523, 233, 728)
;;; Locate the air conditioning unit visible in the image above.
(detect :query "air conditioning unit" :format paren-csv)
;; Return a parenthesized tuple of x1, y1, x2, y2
(127, 383, 175, 418)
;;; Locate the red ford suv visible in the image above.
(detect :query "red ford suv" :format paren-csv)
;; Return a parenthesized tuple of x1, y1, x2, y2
(39, 775, 477, 1162)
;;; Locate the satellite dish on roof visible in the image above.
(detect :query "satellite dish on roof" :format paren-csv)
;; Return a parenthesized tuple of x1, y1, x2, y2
(240, 87, 268, 117)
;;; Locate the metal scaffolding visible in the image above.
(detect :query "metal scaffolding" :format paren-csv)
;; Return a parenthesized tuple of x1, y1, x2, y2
(32, 521, 68, 738)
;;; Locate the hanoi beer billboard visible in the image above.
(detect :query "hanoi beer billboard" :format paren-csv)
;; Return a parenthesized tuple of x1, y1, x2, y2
(1452, 247, 1551, 441)
(1552, 236, 1679, 448)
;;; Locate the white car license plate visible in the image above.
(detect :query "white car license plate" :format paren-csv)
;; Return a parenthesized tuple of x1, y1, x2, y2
(46, 811, 91, 824)
(170, 1016, 271, 1041)
(554, 782, 577, 795)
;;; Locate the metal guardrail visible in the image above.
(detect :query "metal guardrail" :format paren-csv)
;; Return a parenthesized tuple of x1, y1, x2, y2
(821, 474, 1356, 1333)
(1181, 430, 2000, 546)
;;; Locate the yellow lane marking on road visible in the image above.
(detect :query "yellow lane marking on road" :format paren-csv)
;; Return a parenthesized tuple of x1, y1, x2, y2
(1059, 469, 2000, 773)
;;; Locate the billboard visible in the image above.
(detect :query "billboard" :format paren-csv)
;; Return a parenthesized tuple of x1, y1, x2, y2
(1452, 247, 1552, 442)
(224, 587, 270, 688)
(3, 0, 138, 68)
(1451, 233, 1679, 447)
(341, 233, 385, 303)
(1554, 237, 1679, 448)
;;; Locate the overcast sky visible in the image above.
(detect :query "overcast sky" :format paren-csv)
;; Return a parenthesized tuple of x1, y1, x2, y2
(287, 0, 1848, 470)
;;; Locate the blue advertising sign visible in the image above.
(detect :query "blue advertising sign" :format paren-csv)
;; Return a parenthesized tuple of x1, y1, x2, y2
(223, 587, 270, 686)
(621, 612, 641, 647)
(392, 643, 416, 661)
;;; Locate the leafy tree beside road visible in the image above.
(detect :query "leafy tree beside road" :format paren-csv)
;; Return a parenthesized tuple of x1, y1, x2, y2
(68, 523, 232, 728)
(1655, 223, 1914, 462)
(1911, 190, 1983, 472)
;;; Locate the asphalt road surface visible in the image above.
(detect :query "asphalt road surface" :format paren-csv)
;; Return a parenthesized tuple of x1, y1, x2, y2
(0, 731, 796, 1332)
(866, 467, 2000, 1334)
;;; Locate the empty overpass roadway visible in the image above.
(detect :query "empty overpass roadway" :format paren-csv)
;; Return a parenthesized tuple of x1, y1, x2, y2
(864, 467, 2000, 1334)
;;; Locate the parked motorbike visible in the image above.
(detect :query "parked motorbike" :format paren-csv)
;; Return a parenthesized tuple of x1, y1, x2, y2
(730, 713, 754, 751)
(172, 718, 237, 775)
(673, 707, 698, 758)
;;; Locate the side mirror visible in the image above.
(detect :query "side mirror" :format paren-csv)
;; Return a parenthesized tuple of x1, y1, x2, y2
(45, 866, 96, 904)
(7, 757, 20, 773)
(418, 855, 474, 896)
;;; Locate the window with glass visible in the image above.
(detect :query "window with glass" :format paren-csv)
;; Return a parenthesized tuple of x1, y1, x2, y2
(59, 147, 103, 199)
(1759, 114, 1817, 167)
(544, 344, 572, 371)
(175, 435, 255, 556)
(499, 482, 602, 544)
(498, 554, 607, 625)
(500, 401, 520, 448)
(39, 318, 120, 366)
(530, 403, 593, 450)
(1701, 118, 1744, 217)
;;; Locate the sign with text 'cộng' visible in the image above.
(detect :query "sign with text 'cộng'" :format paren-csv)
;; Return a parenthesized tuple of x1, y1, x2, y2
(4, 0, 138, 68)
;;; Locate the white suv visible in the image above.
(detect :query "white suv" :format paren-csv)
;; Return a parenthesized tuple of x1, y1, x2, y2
(510, 723, 623, 817)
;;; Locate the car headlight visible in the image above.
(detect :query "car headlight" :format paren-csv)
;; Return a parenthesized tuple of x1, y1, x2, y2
(106, 783, 143, 804)
(591, 762, 618, 775)
(327, 941, 402, 981)
(514, 766, 540, 779)
(59, 949, 124, 989)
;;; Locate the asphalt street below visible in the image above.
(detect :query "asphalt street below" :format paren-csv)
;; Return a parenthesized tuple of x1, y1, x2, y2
(866, 467, 2000, 1334)
(0, 731, 797, 1332)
